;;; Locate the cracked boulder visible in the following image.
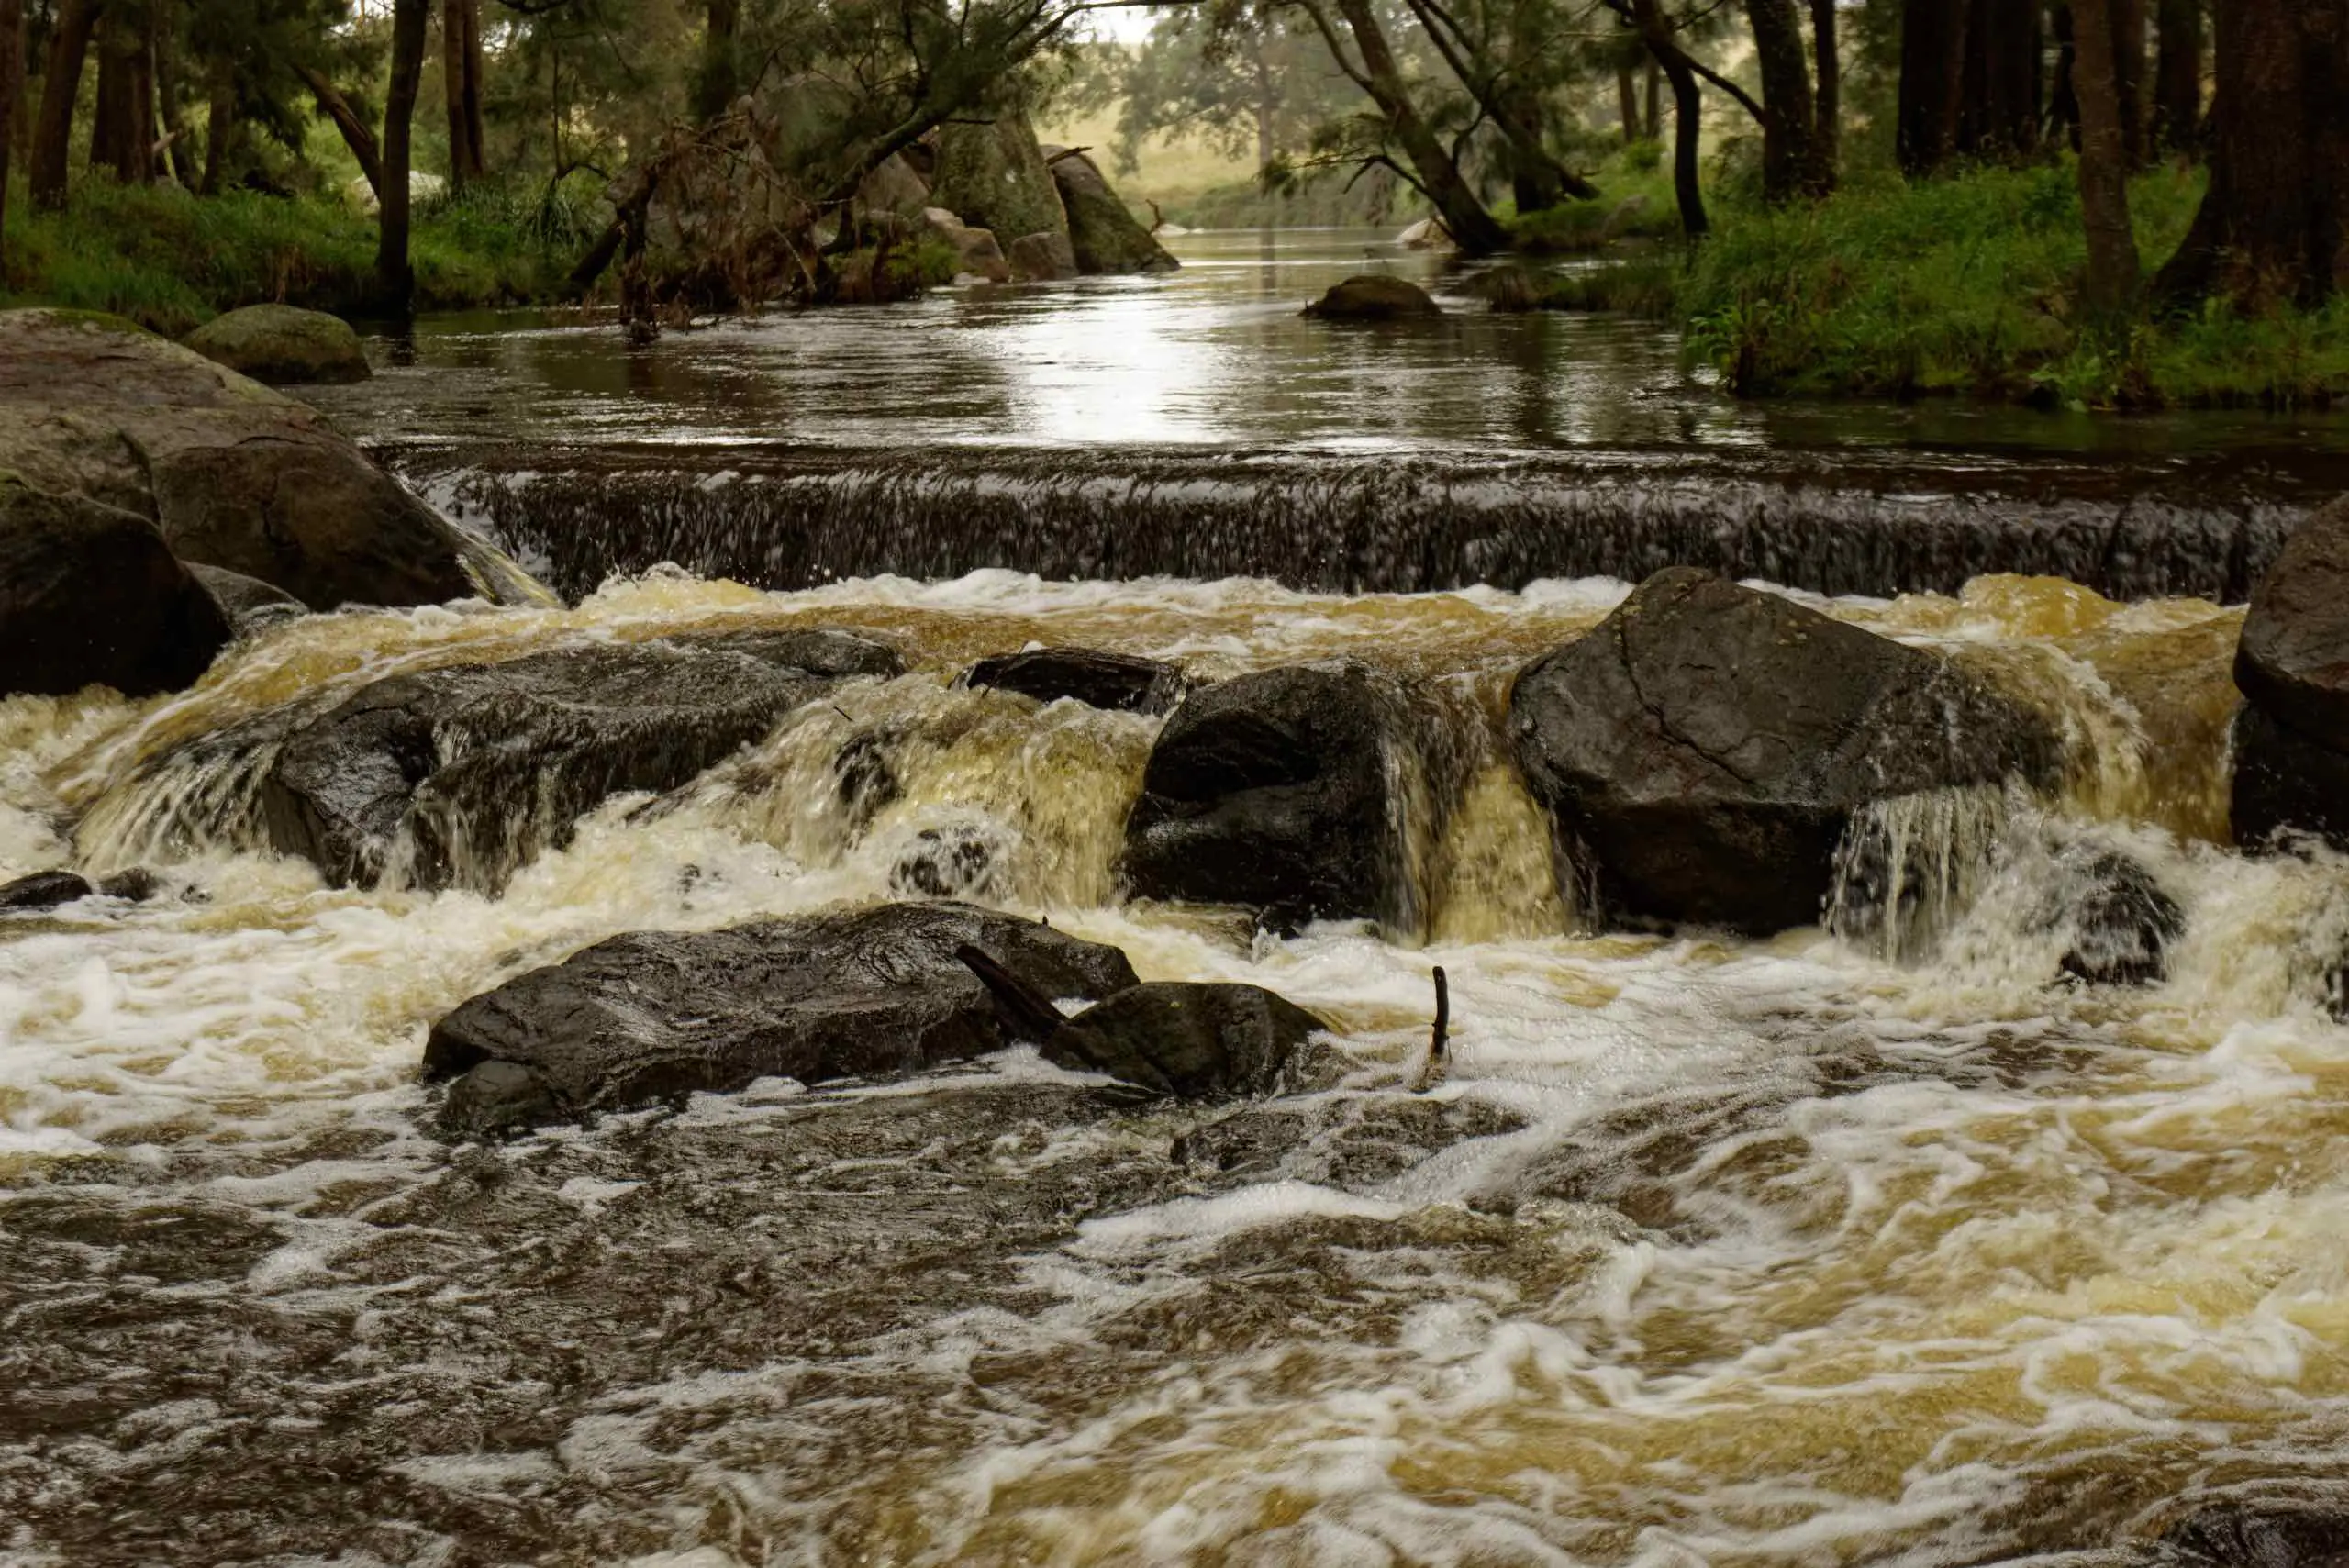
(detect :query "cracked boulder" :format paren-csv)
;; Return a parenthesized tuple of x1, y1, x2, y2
(255, 628, 900, 890)
(426, 900, 1140, 1129)
(1508, 567, 2059, 934)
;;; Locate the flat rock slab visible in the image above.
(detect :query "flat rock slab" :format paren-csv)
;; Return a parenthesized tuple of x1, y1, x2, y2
(1509, 566, 2059, 934)
(257, 627, 902, 890)
(427, 901, 1141, 1128)
(965, 647, 1186, 713)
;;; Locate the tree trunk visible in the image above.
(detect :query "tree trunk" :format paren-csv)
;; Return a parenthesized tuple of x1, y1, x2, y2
(300, 65, 383, 197)
(2071, 0, 2140, 317)
(1743, 0, 1828, 199)
(2152, 0, 2199, 154)
(202, 72, 235, 195)
(32, 0, 98, 207)
(696, 0, 739, 123)
(1959, 0, 2042, 161)
(2049, 0, 2079, 147)
(1643, 59, 1660, 138)
(2153, 0, 2349, 307)
(1619, 0, 1706, 235)
(1327, 0, 1509, 252)
(2110, 0, 2147, 167)
(90, 11, 144, 181)
(443, 0, 484, 187)
(1809, 0, 1839, 176)
(0, 0, 22, 269)
(378, 0, 429, 307)
(152, 0, 197, 186)
(1897, 0, 1966, 174)
(1617, 57, 1639, 145)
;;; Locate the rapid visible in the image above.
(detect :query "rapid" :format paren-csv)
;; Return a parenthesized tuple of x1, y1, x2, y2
(8, 232, 2349, 1566)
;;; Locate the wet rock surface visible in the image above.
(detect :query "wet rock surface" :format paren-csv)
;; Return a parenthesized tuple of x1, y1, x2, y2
(2234, 495, 2349, 850)
(189, 562, 307, 637)
(256, 628, 901, 889)
(426, 901, 1140, 1126)
(0, 870, 95, 911)
(1044, 982, 1333, 1099)
(965, 646, 1185, 713)
(1042, 147, 1177, 275)
(2053, 851, 2186, 987)
(1122, 660, 1427, 929)
(1303, 274, 1442, 320)
(0, 477, 233, 699)
(0, 308, 541, 613)
(1509, 567, 2060, 933)
(182, 305, 372, 385)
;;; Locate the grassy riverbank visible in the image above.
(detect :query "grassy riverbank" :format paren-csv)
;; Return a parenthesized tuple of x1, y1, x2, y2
(0, 179, 590, 335)
(1548, 161, 2349, 410)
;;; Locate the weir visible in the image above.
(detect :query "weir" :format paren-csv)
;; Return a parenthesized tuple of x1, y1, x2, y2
(391, 440, 2343, 604)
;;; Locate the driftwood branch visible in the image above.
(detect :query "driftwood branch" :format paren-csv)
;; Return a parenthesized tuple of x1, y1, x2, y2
(956, 944, 1068, 1043)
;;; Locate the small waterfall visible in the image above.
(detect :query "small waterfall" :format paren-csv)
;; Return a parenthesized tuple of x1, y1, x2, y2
(395, 442, 2312, 606)
(1827, 784, 2021, 963)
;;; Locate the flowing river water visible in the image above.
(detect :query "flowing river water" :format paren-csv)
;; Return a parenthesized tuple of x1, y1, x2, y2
(7, 233, 2349, 1566)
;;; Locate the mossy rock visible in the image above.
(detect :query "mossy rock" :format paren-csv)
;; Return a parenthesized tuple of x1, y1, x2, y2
(1302, 275, 1442, 320)
(1042, 148, 1177, 276)
(184, 305, 372, 385)
(929, 108, 1067, 249)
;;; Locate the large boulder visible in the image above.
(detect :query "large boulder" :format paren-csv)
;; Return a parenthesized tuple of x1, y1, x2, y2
(855, 152, 931, 220)
(1122, 661, 1421, 930)
(254, 628, 901, 890)
(1508, 568, 2059, 934)
(965, 647, 1186, 713)
(1044, 982, 1329, 1098)
(1007, 231, 1079, 283)
(183, 305, 372, 385)
(2232, 495, 2349, 849)
(0, 476, 232, 698)
(1302, 275, 1442, 320)
(0, 309, 544, 613)
(922, 207, 1010, 283)
(928, 108, 1068, 250)
(188, 563, 306, 638)
(425, 901, 1141, 1128)
(1041, 147, 1178, 275)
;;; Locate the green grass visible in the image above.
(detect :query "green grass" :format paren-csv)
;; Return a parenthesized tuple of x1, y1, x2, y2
(1505, 147, 1680, 254)
(0, 175, 594, 335)
(1659, 159, 2349, 409)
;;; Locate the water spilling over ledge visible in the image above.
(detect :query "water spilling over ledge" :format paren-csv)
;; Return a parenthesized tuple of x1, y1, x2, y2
(392, 440, 2342, 604)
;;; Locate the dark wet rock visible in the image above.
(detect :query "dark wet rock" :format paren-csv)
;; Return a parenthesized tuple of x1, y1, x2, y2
(440, 1060, 561, 1137)
(1007, 230, 1079, 282)
(183, 305, 372, 385)
(965, 647, 1185, 713)
(928, 109, 1067, 250)
(189, 562, 306, 637)
(0, 870, 95, 911)
(1042, 147, 1177, 275)
(888, 824, 1006, 900)
(832, 728, 903, 830)
(95, 867, 165, 902)
(1302, 274, 1442, 320)
(1508, 567, 2060, 934)
(0, 476, 234, 699)
(2052, 851, 2186, 987)
(1044, 982, 1331, 1099)
(0, 308, 543, 613)
(1174, 1095, 1529, 1188)
(2158, 1490, 2349, 1567)
(256, 628, 901, 890)
(425, 901, 1140, 1125)
(1121, 660, 1420, 929)
(2233, 496, 2349, 851)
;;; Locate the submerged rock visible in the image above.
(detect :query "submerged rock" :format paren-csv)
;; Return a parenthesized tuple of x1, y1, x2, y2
(425, 901, 1140, 1128)
(1042, 147, 1178, 275)
(0, 870, 95, 911)
(965, 647, 1185, 713)
(2053, 851, 2186, 987)
(0, 308, 543, 613)
(189, 563, 306, 638)
(0, 477, 233, 699)
(1122, 660, 1421, 929)
(183, 305, 371, 385)
(1508, 568, 2059, 934)
(2233, 495, 2349, 850)
(1302, 275, 1442, 320)
(1043, 982, 1330, 1098)
(257, 628, 901, 890)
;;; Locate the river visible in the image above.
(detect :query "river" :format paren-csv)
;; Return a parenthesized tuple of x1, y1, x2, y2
(4, 230, 2348, 1566)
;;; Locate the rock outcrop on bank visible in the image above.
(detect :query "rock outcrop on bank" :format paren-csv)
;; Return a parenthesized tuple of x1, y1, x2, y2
(1508, 568, 2060, 934)
(184, 305, 372, 385)
(0, 309, 544, 623)
(1122, 661, 1432, 930)
(1043, 147, 1178, 275)
(429, 901, 1141, 1129)
(1, 477, 233, 699)
(2232, 495, 2349, 850)
(256, 628, 900, 890)
(929, 111, 1069, 258)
